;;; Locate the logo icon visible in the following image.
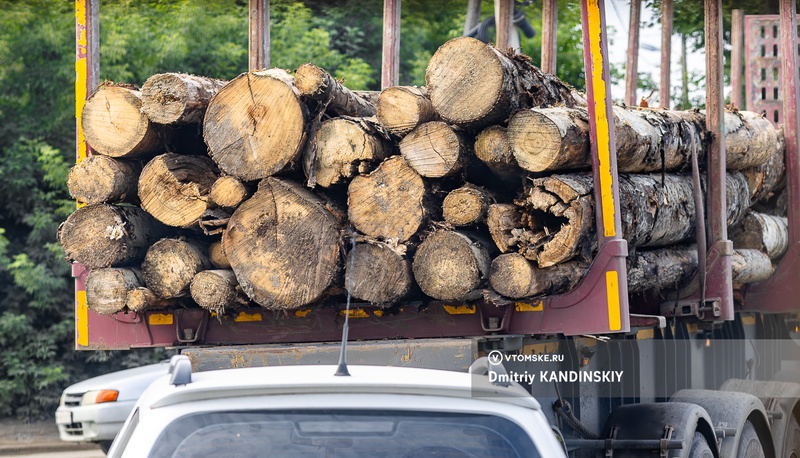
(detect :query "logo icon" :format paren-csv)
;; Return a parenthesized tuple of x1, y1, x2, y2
(487, 350, 504, 365)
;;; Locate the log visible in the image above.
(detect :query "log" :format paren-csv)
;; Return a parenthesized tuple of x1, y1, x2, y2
(442, 184, 495, 226)
(489, 253, 585, 298)
(198, 208, 232, 236)
(223, 177, 342, 309)
(626, 246, 698, 293)
(730, 212, 789, 259)
(203, 69, 308, 181)
(723, 110, 782, 170)
(67, 155, 141, 204)
(81, 85, 166, 158)
(348, 156, 430, 243)
(142, 238, 210, 299)
(345, 241, 415, 305)
(210, 175, 251, 209)
(474, 125, 521, 180)
(376, 86, 436, 136)
(426, 37, 584, 129)
(507, 107, 593, 173)
(140, 73, 227, 125)
(399, 121, 465, 178)
(294, 63, 376, 117)
(190, 269, 242, 314)
(58, 204, 168, 268)
(86, 268, 143, 315)
(516, 172, 751, 267)
(208, 240, 231, 269)
(486, 203, 524, 253)
(126, 287, 177, 313)
(744, 132, 785, 207)
(138, 153, 219, 228)
(311, 117, 393, 188)
(412, 230, 493, 301)
(730, 249, 774, 284)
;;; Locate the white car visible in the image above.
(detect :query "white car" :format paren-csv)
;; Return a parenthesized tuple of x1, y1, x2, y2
(55, 361, 171, 452)
(107, 355, 566, 457)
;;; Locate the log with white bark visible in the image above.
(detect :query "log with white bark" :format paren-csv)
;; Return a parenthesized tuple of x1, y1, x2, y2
(138, 153, 219, 228)
(210, 175, 252, 209)
(58, 204, 169, 268)
(141, 73, 227, 125)
(348, 156, 431, 243)
(426, 37, 584, 129)
(744, 132, 785, 207)
(442, 184, 495, 226)
(399, 121, 466, 178)
(376, 86, 436, 136)
(86, 268, 143, 315)
(412, 230, 493, 301)
(311, 117, 394, 188)
(730, 212, 789, 259)
(345, 240, 415, 305)
(515, 172, 751, 267)
(190, 269, 243, 313)
(203, 69, 308, 181)
(67, 155, 141, 204)
(295, 63, 376, 117)
(81, 85, 167, 158)
(142, 238, 210, 299)
(223, 178, 342, 309)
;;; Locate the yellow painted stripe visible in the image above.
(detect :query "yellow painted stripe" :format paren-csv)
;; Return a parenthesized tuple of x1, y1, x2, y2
(515, 301, 543, 312)
(149, 314, 174, 325)
(76, 290, 88, 347)
(373, 310, 384, 317)
(234, 312, 262, 322)
(605, 271, 621, 331)
(442, 304, 476, 315)
(75, 0, 89, 164)
(740, 316, 756, 326)
(294, 309, 311, 317)
(586, 0, 616, 237)
(340, 309, 370, 318)
(636, 329, 654, 340)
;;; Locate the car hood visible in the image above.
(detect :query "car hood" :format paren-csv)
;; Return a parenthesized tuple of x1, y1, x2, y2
(64, 361, 171, 401)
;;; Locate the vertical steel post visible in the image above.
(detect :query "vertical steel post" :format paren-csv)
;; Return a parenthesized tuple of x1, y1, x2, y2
(382, 0, 401, 89)
(730, 9, 744, 109)
(541, 0, 558, 74)
(75, 0, 99, 348)
(463, 0, 482, 36)
(659, 0, 673, 108)
(625, 0, 641, 106)
(494, 0, 513, 50)
(580, 0, 627, 332)
(780, 0, 800, 244)
(248, 0, 270, 71)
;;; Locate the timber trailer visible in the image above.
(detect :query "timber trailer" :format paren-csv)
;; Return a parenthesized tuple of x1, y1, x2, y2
(73, 0, 800, 456)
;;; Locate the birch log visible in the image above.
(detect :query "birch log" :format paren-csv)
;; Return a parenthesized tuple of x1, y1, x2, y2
(141, 73, 227, 124)
(730, 212, 789, 259)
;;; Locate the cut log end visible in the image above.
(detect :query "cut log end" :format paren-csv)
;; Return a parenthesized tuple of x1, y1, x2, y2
(68, 155, 141, 204)
(474, 125, 520, 178)
(489, 253, 584, 298)
(345, 242, 414, 305)
(126, 287, 176, 313)
(313, 117, 391, 188)
(210, 176, 250, 209)
(443, 184, 493, 226)
(86, 268, 142, 315)
(142, 238, 209, 299)
(209, 240, 231, 269)
(376, 86, 435, 136)
(508, 108, 588, 173)
(294, 63, 327, 97)
(412, 230, 491, 301)
(190, 269, 240, 314)
(81, 86, 162, 158)
(400, 121, 464, 178)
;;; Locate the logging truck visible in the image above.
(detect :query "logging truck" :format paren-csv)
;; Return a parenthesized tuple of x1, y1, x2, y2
(67, 0, 800, 456)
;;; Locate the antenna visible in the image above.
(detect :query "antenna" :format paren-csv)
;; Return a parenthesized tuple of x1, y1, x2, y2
(335, 230, 357, 376)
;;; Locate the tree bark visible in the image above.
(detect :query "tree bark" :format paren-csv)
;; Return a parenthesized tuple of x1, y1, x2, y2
(86, 268, 143, 315)
(443, 184, 495, 226)
(58, 204, 168, 268)
(141, 73, 227, 125)
(208, 240, 230, 269)
(376, 86, 436, 136)
(223, 177, 342, 309)
(399, 121, 465, 178)
(142, 238, 210, 299)
(730, 249, 774, 284)
(81, 85, 166, 158)
(203, 69, 308, 181)
(730, 212, 789, 259)
(210, 175, 251, 209)
(516, 172, 751, 267)
(126, 287, 177, 313)
(67, 155, 141, 204)
(426, 37, 584, 129)
(474, 125, 521, 180)
(486, 203, 524, 253)
(345, 240, 415, 305)
(348, 156, 431, 243)
(744, 131, 785, 208)
(724, 110, 782, 170)
(190, 269, 242, 314)
(138, 153, 219, 228)
(412, 230, 493, 301)
(311, 117, 394, 188)
(489, 253, 585, 298)
(295, 63, 376, 117)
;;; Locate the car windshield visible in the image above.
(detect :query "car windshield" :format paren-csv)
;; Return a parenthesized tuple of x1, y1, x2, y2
(148, 409, 541, 458)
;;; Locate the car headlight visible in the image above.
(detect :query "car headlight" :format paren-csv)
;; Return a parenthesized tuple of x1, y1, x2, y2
(81, 390, 119, 405)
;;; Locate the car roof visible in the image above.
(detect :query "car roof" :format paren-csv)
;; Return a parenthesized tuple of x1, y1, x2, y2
(140, 364, 542, 410)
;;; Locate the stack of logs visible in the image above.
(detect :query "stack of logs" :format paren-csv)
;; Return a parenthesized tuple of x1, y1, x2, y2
(59, 37, 788, 317)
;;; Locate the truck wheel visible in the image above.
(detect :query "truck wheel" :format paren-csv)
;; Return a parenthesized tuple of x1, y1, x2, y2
(737, 421, 765, 458)
(689, 432, 714, 458)
(787, 415, 800, 458)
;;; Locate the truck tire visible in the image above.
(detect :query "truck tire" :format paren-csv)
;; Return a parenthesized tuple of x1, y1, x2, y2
(787, 414, 800, 458)
(689, 432, 714, 458)
(737, 421, 765, 458)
